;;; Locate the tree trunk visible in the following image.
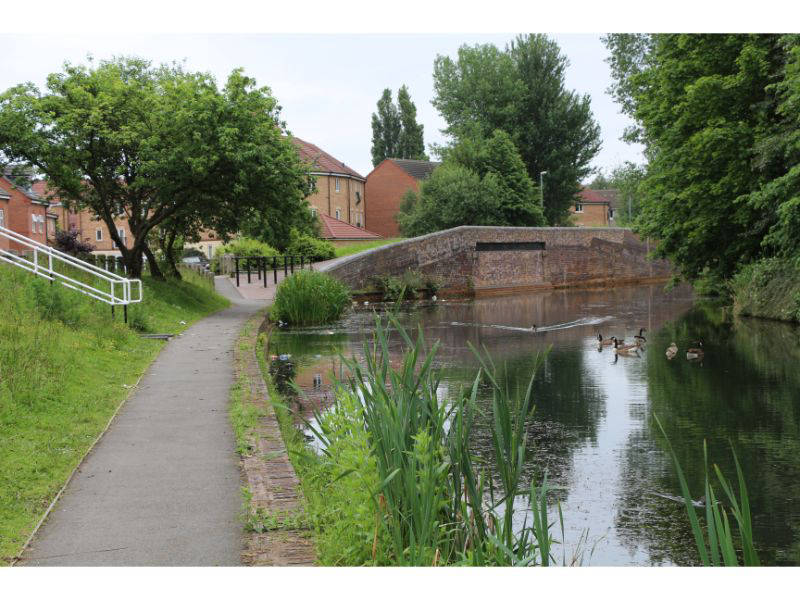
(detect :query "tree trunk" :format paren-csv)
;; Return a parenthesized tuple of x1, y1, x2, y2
(160, 228, 183, 280)
(142, 244, 165, 280)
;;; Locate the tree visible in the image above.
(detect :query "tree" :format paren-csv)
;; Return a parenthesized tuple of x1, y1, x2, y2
(432, 34, 602, 225)
(370, 86, 428, 167)
(397, 130, 545, 236)
(603, 34, 796, 281)
(396, 85, 427, 161)
(0, 57, 311, 278)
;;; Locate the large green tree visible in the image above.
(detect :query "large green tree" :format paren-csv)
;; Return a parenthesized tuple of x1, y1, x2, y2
(604, 34, 800, 281)
(0, 57, 312, 278)
(370, 86, 427, 167)
(432, 34, 602, 225)
(397, 129, 545, 236)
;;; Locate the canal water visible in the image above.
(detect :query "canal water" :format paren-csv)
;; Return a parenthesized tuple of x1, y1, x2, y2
(267, 283, 800, 566)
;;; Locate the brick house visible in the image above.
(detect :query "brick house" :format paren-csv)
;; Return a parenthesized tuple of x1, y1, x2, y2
(365, 158, 440, 238)
(290, 137, 382, 242)
(569, 188, 620, 227)
(0, 174, 49, 253)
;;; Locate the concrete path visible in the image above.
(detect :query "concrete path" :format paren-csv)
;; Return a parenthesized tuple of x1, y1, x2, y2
(20, 277, 266, 566)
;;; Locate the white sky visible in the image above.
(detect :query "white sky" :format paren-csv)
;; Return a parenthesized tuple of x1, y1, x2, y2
(0, 33, 643, 181)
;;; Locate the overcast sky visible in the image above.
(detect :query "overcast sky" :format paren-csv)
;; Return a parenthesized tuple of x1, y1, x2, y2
(0, 33, 644, 181)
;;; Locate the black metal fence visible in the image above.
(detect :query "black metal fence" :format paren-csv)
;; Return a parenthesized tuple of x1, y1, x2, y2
(231, 255, 313, 287)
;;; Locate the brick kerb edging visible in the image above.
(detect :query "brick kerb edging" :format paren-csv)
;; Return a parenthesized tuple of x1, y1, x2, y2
(235, 312, 316, 566)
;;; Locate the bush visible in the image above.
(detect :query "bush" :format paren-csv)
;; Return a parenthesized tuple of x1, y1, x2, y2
(53, 228, 95, 256)
(270, 270, 351, 326)
(371, 270, 442, 301)
(210, 238, 279, 273)
(285, 228, 335, 262)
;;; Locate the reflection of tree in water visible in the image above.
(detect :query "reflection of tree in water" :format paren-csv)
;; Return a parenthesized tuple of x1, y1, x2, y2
(616, 304, 800, 565)
(441, 346, 606, 496)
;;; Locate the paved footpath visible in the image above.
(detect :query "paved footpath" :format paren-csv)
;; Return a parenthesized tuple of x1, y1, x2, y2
(20, 277, 267, 566)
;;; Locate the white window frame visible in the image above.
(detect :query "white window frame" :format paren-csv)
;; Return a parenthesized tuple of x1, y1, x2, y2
(335, 178, 341, 193)
(575, 203, 584, 213)
(0, 208, 5, 228)
(96, 228, 103, 241)
(311, 207, 317, 218)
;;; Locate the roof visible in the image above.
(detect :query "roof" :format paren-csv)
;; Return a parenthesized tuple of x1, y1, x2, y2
(31, 180, 64, 207)
(319, 213, 382, 240)
(0, 174, 44, 204)
(579, 188, 620, 208)
(290, 137, 365, 180)
(387, 158, 441, 181)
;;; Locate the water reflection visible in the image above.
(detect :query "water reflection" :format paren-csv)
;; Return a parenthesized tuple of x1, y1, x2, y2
(267, 284, 800, 565)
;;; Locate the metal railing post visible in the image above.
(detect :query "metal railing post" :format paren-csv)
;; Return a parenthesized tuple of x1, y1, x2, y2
(283, 255, 288, 277)
(262, 257, 267, 288)
(300, 256, 305, 270)
(235, 257, 240, 287)
(290, 255, 295, 274)
(273, 257, 278, 284)
(246, 257, 251, 284)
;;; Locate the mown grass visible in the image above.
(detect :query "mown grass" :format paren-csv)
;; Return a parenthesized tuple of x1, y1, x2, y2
(0, 265, 228, 564)
(270, 270, 351, 326)
(333, 238, 403, 258)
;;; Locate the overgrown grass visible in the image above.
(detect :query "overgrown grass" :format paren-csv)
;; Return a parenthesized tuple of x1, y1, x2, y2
(0, 264, 229, 564)
(334, 238, 403, 258)
(270, 270, 351, 326)
(731, 257, 800, 323)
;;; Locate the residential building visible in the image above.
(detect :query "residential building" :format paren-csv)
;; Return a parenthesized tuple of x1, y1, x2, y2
(569, 188, 620, 227)
(291, 136, 381, 242)
(0, 174, 49, 253)
(365, 158, 440, 238)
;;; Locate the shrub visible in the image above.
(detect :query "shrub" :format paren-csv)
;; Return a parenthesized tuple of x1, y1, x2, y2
(270, 270, 351, 326)
(53, 228, 95, 256)
(211, 238, 279, 273)
(371, 270, 441, 301)
(285, 228, 336, 262)
(731, 257, 800, 322)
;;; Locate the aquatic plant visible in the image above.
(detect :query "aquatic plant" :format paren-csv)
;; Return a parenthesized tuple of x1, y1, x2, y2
(655, 415, 760, 566)
(270, 270, 351, 326)
(303, 312, 559, 566)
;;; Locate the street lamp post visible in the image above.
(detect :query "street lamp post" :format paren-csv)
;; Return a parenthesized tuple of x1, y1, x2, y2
(539, 171, 548, 207)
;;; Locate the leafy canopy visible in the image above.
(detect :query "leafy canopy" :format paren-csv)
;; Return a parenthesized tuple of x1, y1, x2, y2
(397, 130, 545, 237)
(370, 86, 428, 167)
(604, 34, 800, 280)
(0, 56, 312, 278)
(432, 34, 602, 224)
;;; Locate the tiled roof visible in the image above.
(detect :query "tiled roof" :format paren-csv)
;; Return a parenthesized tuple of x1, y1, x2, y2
(579, 188, 618, 205)
(388, 158, 441, 180)
(290, 137, 365, 180)
(319, 213, 382, 240)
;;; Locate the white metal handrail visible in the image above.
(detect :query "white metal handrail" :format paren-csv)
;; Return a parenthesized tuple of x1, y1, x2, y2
(0, 224, 142, 306)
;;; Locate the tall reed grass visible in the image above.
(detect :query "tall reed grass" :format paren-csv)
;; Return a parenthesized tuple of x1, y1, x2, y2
(655, 415, 760, 566)
(270, 270, 351, 326)
(304, 313, 559, 566)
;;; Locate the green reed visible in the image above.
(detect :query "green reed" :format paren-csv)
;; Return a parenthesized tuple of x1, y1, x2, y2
(305, 312, 558, 566)
(655, 415, 760, 566)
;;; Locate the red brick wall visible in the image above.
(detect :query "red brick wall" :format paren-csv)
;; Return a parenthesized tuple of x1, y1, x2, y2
(365, 160, 419, 238)
(323, 226, 672, 296)
(0, 177, 48, 252)
(569, 203, 609, 227)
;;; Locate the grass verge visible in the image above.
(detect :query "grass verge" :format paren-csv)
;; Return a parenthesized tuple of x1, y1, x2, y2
(333, 238, 403, 258)
(0, 265, 229, 564)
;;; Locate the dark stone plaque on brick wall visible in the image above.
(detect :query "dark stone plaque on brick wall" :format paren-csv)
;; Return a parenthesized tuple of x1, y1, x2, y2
(475, 241, 545, 251)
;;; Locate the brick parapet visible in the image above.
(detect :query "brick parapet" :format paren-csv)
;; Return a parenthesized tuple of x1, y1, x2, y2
(321, 226, 670, 295)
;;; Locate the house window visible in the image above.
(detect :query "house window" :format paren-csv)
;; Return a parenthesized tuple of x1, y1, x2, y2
(608, 208, 615, 220)
(96, 229, 103, 241)
(113, 227, 125, 249)
(335, 208, 341, 220)
(356, 212, 362, 228)
(0, 208, 5, 228)
(335, 178, 341, 193)
(311, 207, 317, 218)
(575, 203, 583, 213)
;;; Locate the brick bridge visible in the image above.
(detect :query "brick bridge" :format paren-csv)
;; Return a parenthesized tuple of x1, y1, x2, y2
(321, 226, 671, 296)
